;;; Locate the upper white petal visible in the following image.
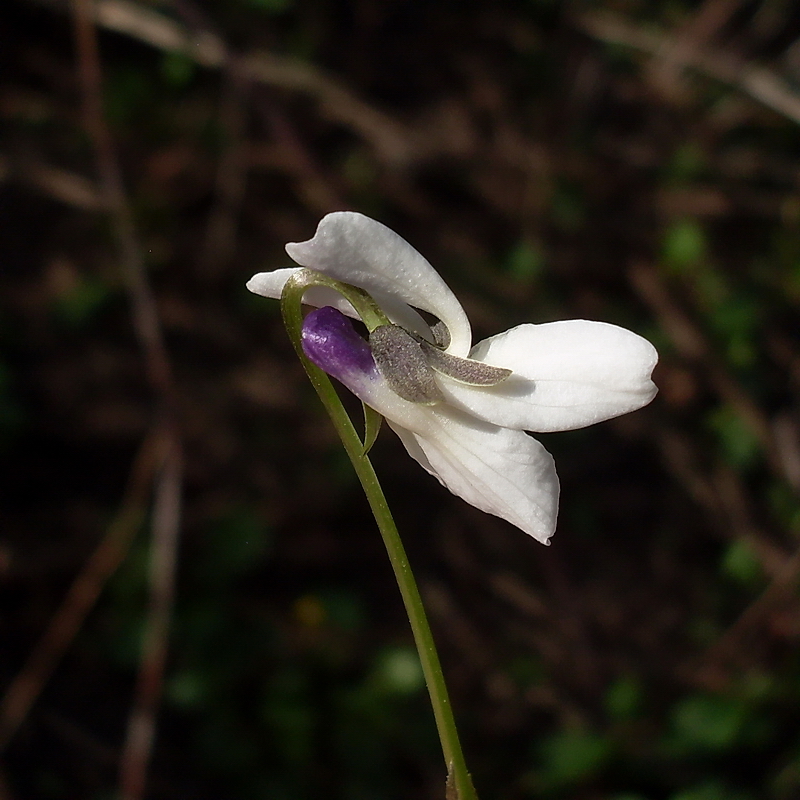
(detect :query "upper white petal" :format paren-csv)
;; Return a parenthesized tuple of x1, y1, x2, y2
(437, 320, 658, 432)
(335, 358, 559, 543)
(285, 212, 472, 356)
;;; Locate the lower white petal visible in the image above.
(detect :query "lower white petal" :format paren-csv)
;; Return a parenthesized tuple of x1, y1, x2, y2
(439, 320, 658, 432)
(301, 305, 559, 543)
(389, 415, 559, 544)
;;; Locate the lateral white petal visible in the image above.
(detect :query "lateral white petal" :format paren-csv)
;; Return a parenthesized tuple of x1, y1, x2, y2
(331, 361, 559, 543)
(285, 212, 472, 356)
(438, 320, 658, 432)
(247, 268, 356, 314)
(389, 416, 559, 544)
(246, 267, 433, 335)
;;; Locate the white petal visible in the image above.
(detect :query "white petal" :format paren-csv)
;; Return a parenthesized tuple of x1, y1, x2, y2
(438, 320, 658, 432)
(246, 267, 434, 335)
(285, 212, 472, 356)
(247, 268, 358, 315)
(389, 417, 559, 544)
(335, 360, 559, 543)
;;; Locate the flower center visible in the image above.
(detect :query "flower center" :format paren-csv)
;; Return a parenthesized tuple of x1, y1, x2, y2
(369, 324, 512, 405)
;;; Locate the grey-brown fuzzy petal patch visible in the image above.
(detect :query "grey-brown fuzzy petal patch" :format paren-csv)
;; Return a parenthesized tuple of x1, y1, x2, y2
(420, 340, 512, 386)
(430, 320, 451, 349)
(369, 325, 444, 405)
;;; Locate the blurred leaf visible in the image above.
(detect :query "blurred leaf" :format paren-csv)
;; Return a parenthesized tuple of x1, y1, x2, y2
(371, 645, 424, 695)
(670, 695, 749, 752)
(537, 729, 613, 789)
(706, 406, 761, 469)
(52, 275, 110, 326)
(669, 780, 753, 800)
(663, 218, 706, 271)
(550, 181, 585, 232)
(505, 241, 545, 282)
(105, 66, 154, 125)
(160, 51, 196, 88)
(665, 142, 707, 183)
(720, 540, 763, 587)
(320, 589, 365, 632)
(605, 675, 644, 721)
(200, 507, 271, 585)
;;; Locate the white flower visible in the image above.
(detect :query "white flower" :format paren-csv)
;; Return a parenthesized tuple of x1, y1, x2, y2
(247, 212, 658, 544)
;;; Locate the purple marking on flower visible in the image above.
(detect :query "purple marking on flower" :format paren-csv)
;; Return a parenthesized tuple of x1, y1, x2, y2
(301, 306, 378, 383)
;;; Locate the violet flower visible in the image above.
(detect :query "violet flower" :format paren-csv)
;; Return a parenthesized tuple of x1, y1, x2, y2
(247, 212, 657, 543)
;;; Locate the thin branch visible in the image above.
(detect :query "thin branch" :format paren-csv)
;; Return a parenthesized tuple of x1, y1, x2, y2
(118, 437, 183, 800)
(693, 543, 800, 684)
(199, 65, 250, 276)
(629, 262, 786, 483)
(89, 0, 412, 165)
(70, 3, 184, 798)
(72, 0, 174, 400)
(0, 426, 167, 751)
(0, 152, 105, 210)
(578, 11, 800, 126)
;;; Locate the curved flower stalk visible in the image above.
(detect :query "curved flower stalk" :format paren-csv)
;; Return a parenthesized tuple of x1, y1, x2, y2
(247, 212, 658, 544)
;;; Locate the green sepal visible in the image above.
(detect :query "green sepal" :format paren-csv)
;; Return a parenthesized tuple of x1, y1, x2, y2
(361, 403, 383, 456)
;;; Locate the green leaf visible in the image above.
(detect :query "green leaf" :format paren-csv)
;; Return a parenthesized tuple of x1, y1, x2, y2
(663, 218, 706, 271)
(670, 695, 749, 751)
(720, 539, 763, 587)
(537, 729, 613, 788)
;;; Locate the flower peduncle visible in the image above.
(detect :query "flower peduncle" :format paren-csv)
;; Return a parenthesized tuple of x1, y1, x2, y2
(281, 268, 391, 332)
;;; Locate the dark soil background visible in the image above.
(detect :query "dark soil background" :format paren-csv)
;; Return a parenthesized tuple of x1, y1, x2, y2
(2, 1, 800, 798)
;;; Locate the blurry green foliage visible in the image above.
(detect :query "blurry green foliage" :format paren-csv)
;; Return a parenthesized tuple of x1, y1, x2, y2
(665, 142, 707, 184)
(535, 729, 614, 791)
(663, 218, 707, 271)
(720, 539, 763, 588)
(605, 674, 644, 721)
(549, 180, 585, 232)
(51, 275, 111, 326)
(159, 51, 196, 89)
(370, 645, 424, 695)
(669, 780, 754, 800)
(104, 65, 155, 126)
(504, 240, 546, 283)
(768, 482, 800, 533)
(198, 506, 272, 585)
(668, 693, 757, 753)
(705, 405, 761, 470)
(507, 654, 546, 689)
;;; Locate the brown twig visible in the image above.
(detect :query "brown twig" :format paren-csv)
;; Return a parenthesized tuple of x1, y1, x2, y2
(578, 11, 800, 126)
(649, 0, 746, 92)
(118, 438, 183, 800)
(629, 262, 786, 482)
(693, 543, 800, 686)
(0, 152, 105, 210)
(0, 426, 167, 751)
(199, 64, 251, 276)
(89, 0, 412, 165)
(71, 1, 184, 797)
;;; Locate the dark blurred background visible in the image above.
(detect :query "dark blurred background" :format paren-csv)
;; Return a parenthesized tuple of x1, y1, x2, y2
(2, 0, 800, 798)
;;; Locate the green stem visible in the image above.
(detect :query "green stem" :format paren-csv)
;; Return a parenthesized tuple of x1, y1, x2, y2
(281, 273, 478, 800)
